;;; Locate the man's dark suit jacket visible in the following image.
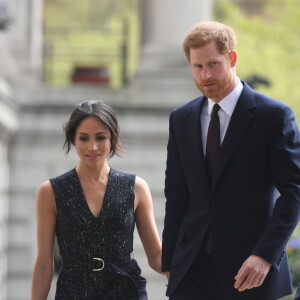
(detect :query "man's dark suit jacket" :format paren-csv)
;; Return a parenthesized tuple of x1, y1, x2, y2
(162, 81, 300, 299)
(295, 282, 300, 300)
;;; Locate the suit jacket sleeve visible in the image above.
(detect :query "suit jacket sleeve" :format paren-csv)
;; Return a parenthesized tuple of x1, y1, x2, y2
(252, 105, 300, 270)
(294, 282, 300, 300)
(162, 111, 190, 272)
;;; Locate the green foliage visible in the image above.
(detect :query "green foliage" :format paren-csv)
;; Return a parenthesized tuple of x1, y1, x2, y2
(43, 0, 141, 88)
(217, 0, 300, 118)
(44, 0, 139, 26)
(288, 226, 300, 285)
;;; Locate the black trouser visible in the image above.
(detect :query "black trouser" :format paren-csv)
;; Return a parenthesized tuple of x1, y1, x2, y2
(169, 248, 223, 300)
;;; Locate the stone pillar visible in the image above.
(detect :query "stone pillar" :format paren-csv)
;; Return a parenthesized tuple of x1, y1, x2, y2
(132, 0, 212, 107)
(0, 3, 19, 299)
(3, 0, 44, 83)
(0, 79, 18, 300)
(30, 0, 44, 75)
(142, 0, 212, 50)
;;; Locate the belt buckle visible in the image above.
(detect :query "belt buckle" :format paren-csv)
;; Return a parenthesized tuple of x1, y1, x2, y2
(92, 257, 105, 271)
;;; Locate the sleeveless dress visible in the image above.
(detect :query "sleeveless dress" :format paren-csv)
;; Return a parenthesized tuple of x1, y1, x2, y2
(50, 167, 148, 300)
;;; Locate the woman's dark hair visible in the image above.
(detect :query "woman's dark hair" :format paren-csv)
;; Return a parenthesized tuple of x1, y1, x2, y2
(62, 100, 122, 158)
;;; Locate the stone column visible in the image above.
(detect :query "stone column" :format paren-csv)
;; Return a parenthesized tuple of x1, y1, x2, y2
(30, 0, 44, 75)
(3, 0, 44, 83)
(142, 0, 212, 50)
(0, 2, 19, 299)
(0, 79, 18, 300)
(132, 0, 212, 107)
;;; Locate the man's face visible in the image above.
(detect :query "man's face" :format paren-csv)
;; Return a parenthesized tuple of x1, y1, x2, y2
(189, 41, 237, 102)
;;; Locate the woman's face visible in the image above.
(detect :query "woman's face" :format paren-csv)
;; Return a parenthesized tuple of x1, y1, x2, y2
(74, 117, 111, 167)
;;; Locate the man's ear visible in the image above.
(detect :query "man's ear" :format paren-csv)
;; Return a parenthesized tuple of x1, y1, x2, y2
(229, 50, 237, 67)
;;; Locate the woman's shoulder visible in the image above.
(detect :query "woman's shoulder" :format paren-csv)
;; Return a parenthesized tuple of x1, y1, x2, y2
(48, 168, 77, 198)
(50, 168, 76, 183)
(38, 180, 53, 194)
(134, 176, 151, 200)
(110, 168, 148, 188)
(134, 175, 148, 188)
(110, 167, 136, 182)
(36, 180, 56, 212)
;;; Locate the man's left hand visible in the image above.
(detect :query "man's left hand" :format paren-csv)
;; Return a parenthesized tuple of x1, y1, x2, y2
(234, 255, 271, 292)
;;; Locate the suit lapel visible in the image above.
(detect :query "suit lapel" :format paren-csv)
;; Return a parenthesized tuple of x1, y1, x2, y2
(186, 97, 210, 189)
(211, 83, 257, 191)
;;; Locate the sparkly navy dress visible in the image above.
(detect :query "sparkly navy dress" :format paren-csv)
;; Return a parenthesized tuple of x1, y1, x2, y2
(50, 167, 148, 300)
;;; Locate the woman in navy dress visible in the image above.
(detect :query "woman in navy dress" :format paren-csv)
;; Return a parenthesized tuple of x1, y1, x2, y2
(31, 100, 163, 299)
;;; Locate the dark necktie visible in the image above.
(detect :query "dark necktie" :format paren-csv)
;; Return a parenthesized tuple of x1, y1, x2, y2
(204, 103, 220, 253)
(206, 104, 221, 181)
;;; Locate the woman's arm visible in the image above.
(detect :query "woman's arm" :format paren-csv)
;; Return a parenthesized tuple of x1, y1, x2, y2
(31, 181, 56, 300)
(134, 176, 163, 274)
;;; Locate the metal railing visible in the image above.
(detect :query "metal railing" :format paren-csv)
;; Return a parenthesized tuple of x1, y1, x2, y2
(43, 23, 129, 88)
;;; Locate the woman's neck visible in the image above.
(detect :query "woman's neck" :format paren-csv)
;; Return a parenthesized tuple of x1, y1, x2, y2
(76, 162, 110, 183)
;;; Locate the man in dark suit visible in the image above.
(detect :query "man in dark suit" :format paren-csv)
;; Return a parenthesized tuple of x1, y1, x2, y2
(295, 282, 300, 300)
(162, 21, 300, 300)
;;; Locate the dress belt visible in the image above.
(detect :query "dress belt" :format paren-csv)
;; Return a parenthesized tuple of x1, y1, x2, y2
(62, 253, 132, 272)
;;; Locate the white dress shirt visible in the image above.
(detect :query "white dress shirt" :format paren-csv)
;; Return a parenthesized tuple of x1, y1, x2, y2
(201, 79, 244, 155)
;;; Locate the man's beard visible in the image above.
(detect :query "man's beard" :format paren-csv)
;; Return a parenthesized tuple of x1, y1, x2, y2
(196, 71, 234, 101)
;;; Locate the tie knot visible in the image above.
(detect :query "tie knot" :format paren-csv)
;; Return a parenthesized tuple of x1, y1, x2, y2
(211, 104, 220, 116)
